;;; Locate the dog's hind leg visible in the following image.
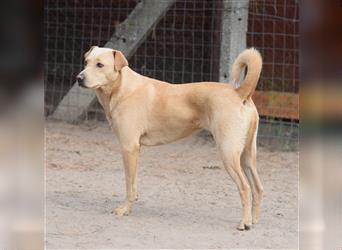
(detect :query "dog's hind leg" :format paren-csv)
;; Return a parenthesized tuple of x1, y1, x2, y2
(241, 132, 263, 225)
(218, 140, 252, 231)
(113, 142, 140, 216)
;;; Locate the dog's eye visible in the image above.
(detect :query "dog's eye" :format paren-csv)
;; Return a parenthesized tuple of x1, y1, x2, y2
(96, 62, 104, 68)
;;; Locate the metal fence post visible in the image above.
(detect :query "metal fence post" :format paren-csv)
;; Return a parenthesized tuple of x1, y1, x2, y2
(219, 0, 249, 83)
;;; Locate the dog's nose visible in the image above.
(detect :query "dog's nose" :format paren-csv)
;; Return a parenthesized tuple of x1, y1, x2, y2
(76, 74, 85, 86)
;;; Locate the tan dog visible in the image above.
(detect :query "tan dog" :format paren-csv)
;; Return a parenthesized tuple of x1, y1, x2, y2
(76, 46, 264, 230)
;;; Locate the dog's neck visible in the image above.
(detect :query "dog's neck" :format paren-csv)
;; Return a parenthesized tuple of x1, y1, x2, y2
(95, 67, 141, 122)
(95, 72, 122, 123)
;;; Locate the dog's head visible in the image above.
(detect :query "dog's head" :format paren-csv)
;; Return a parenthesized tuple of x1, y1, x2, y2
(76, 46, 128, 89)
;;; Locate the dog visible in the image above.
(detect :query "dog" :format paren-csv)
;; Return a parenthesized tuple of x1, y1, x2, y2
(76, 46, 264, 231)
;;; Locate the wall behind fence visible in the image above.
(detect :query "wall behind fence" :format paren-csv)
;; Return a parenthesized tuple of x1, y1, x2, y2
(44, 0, 299, 149)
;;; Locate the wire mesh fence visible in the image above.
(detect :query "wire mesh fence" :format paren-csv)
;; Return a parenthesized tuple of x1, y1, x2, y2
(44, 0, 299, 150)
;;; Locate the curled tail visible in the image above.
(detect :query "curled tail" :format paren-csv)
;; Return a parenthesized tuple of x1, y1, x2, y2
(231, 48, 262, 102)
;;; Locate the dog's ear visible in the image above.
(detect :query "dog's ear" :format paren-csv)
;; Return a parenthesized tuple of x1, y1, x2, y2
(113, 50, 128, 71)
(84, 46, 97, 58)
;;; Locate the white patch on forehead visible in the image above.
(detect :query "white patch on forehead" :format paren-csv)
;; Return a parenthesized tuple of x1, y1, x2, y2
(89, 47, 113, 58)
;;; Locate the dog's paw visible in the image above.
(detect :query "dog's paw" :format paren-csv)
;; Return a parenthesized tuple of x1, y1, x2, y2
(252, 217, 258, 224)
(252, 209, 259, 224)
(112, 206, 131, 216)
(237, 221, 252, 231)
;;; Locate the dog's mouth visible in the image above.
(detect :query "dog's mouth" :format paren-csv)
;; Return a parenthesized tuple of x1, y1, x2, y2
(79, 83, 101, 89)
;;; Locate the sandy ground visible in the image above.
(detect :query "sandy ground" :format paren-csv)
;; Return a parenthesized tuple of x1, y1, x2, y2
(46, 121, 298, 249)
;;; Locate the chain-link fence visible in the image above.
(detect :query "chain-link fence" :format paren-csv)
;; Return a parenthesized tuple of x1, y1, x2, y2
(44, 0, 299, 150)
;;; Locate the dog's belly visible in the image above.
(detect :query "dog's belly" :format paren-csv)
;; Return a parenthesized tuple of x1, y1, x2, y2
(139, 101, 205, 146)
(140, 126, 200, 146)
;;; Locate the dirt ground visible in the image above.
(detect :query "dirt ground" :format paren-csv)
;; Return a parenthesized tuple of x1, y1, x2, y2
(46, 121, 298, 249)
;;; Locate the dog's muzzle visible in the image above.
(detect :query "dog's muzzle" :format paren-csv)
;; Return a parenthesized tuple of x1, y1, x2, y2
(76, 73, 86, 87)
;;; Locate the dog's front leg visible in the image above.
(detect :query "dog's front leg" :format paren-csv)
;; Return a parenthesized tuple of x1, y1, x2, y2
(113, 144, 140, 216)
